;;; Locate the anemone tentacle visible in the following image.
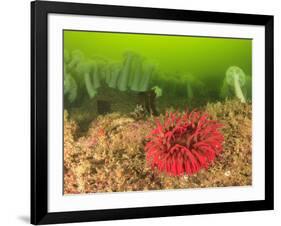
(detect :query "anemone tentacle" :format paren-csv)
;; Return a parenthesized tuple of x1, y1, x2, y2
(145, 110, 224, 176)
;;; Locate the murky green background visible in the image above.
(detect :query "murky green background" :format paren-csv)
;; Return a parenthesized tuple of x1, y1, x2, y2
(64, 30, 252, 111)
(65, 31, 251, 81)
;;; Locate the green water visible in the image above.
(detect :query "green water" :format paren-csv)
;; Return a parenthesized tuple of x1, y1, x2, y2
(64, 30, 252, 117)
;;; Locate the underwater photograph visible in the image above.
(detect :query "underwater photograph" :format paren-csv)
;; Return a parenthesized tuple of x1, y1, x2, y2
(63, 30, 252, 194)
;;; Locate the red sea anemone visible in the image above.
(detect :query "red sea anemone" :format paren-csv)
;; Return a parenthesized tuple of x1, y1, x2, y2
(145, 110, 224, 176)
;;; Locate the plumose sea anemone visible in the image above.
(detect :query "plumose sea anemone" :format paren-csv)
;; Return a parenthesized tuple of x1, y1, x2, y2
(145, 110, 224, 176)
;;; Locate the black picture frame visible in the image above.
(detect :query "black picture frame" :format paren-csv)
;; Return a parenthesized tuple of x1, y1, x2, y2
(31, 0, 274, 224)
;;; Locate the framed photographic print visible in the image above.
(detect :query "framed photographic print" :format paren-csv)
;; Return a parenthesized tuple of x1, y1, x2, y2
(31, 0, 274, 224)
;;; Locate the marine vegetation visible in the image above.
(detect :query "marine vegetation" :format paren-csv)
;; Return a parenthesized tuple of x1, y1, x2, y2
(154, 72, 206, 107)
(63, 49, 158, 105)
(64, 50, 83, 103)
(64, 49, 212, 116)
(145, 110, 224, 176)
(184, 74, 205, 103)
(220, 66, 252, 102)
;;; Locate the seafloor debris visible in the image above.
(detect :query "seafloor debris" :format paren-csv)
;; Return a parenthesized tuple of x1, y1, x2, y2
(64, 99, 252, 194)
(129, 104, 146, 120)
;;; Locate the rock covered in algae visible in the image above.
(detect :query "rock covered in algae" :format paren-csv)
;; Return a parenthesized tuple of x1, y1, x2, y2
(64, 99, 252, 194)
(63, 110, 81, 194)
(203, 99, 252, 186)
(64, 112, 163, 193)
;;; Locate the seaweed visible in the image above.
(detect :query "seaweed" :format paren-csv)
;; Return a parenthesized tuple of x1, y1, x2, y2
(117, 51, 135, 91)
(64, 50, 159, 105)
(64, 70, 77, 103)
